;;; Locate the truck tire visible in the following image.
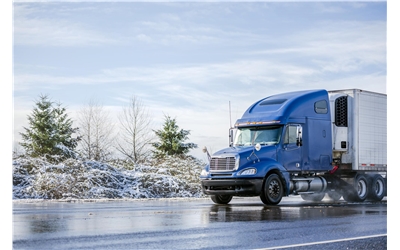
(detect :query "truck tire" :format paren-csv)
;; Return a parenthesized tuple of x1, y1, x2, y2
(301, 192, 325, 202)
(210, 195, 232, 204)
(260, 173, 284, 205)
(367, 174, 385, 201)
(384, 178, 387, 196)
(343, 174, 369, 202)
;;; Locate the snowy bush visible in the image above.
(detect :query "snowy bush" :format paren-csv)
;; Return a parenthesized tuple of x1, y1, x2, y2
(12, 155, 207, 200)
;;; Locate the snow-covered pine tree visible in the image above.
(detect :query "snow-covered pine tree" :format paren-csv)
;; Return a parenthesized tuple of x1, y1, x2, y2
(19, 94, 80, 162)
(152, 115, 197, 158)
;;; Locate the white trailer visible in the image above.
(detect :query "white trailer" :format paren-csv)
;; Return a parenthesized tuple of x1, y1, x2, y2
(328, 89, 387, 200)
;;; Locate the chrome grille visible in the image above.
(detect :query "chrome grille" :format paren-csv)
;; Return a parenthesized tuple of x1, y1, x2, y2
(210, 157, 236, 171)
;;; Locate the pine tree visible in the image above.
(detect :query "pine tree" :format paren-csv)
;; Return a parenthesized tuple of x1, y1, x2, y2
(19, 94, 80, 162)
(152, 115, 197, 157)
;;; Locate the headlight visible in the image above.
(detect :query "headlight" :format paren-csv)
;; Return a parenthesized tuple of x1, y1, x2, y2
(200, 169, 209, 177)
(239, 168, 257, 176)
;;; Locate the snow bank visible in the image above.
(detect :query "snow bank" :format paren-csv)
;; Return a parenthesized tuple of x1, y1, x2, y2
(12, 156, 207, 200)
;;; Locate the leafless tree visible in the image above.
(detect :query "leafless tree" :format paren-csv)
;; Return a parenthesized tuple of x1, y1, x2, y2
(116, 96, 155, 163)
(77, 98, 115, 161)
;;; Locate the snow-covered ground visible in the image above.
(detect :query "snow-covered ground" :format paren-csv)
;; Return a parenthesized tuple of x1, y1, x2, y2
(12, 155, 207, 200)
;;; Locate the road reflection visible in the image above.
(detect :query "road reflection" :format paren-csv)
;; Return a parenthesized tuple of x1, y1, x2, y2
(14, 198, 386, 242)
(29, 214, 67, 234)
(207, 202, 386, 223)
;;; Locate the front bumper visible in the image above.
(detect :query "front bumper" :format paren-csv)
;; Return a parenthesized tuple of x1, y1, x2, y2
(201, 178, 263, 196)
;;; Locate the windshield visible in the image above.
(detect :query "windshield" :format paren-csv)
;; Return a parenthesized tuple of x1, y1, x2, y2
(233, 126, 282, 146)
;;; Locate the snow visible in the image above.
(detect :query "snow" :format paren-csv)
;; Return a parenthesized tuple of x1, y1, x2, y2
(12, 155, 208, 200)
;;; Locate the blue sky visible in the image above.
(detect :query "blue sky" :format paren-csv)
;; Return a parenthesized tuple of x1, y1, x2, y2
(11, 1, 389, 161)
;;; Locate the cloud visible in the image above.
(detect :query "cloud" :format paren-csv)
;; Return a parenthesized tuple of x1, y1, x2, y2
(136, 34, 153, 42)
(13, 60, 319, 96)
(13, 4, 118, 47)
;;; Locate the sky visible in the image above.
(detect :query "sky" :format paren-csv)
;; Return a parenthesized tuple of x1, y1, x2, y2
(10, 1, 391, 163)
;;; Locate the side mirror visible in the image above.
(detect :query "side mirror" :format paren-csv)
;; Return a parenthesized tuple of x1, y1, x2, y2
(203, 146, 211, 161)
(229, 128, 235, 147)
(247, 143, 261, 162)
(296, 126, 303, 146)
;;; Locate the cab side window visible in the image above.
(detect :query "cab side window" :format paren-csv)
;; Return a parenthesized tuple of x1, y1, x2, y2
(315, 100, 328, 114)
(284, 125, 297, 144)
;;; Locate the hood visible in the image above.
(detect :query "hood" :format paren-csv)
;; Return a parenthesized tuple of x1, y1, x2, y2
(212, 145, 277, 161)
(213, 146, 253, 157)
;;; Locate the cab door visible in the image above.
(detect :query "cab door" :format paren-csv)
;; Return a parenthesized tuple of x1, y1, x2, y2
(280, 124, 303, 171)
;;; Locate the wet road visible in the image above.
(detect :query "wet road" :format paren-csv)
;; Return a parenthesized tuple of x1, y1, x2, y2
(13, 196, 387, 249)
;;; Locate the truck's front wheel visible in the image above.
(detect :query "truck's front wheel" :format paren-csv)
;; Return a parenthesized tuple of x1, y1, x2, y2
(260, 173, 284, 205)
(210, 195, 232, 204)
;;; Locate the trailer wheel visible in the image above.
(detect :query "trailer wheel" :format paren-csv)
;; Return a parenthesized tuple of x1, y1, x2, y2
(300, 192, 325, 202)
(210, 195, 232, 204)
(260, 173, 283, 205)
(367, 174, 385, 201)
(343, 174, 368, 202)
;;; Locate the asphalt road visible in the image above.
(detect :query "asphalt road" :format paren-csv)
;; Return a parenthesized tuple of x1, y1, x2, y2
(13, 196, 387, 250)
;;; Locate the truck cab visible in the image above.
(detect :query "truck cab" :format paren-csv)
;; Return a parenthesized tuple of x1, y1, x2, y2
(201, 89, 333, 204)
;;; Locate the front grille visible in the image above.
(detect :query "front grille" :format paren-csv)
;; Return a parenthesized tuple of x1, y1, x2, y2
(210, 157, 236, 171)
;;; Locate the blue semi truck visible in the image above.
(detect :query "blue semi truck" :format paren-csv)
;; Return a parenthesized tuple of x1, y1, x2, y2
(200, 89, 387, 205)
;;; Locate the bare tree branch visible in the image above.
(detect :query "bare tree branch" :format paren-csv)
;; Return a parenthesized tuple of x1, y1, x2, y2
(77, 98, 115, 161)
(116, 96, 155, 163)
